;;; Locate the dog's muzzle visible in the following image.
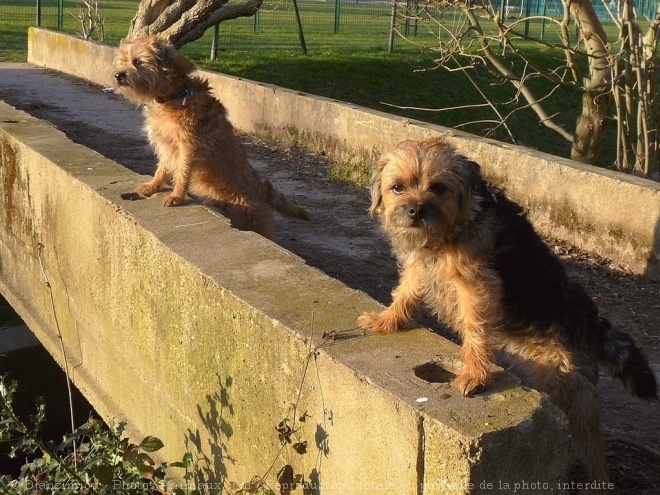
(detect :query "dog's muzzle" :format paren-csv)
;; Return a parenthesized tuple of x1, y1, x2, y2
(113, 72, 127, 85)
(396, 202, 440, 229)
(406, 204, 427, 221)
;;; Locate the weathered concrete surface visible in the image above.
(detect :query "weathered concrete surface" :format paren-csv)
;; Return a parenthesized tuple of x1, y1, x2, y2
(26, 28, 660, 277)
(0, 95, 569, 494)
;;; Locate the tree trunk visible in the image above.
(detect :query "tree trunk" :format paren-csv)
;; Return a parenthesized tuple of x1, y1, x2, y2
(567, 0, 611, 165)
(126, 0, 264, 49)
(639, 2, 660, 176)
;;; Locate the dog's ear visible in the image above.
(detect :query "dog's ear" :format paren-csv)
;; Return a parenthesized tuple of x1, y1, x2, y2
(151, 38, 174, 68)
(465, 160, 482, 190)
(168, 47, 196, 75)
(368, 156, 387, 218)
(452, 158, 483, 209)
(463, 159, 496, 206)
(149, 37, 196, 74)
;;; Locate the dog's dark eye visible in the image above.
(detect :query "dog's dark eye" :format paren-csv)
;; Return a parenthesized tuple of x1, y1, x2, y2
(430, 182, 447, 196)
(391, 184, 405, 194)
(133, 58, 142, 67)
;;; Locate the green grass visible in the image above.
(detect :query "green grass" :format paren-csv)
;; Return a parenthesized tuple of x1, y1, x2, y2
(0, 0, 631, 164)
(192, 46, 584, 160)
(0, 25, 28, 61)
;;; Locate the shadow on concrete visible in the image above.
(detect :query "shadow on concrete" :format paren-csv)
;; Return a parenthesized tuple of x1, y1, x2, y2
(186, 374, 236, 494)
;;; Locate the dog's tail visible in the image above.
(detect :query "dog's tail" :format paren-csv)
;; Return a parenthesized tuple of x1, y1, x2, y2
(262, 179, 310, 221)
(595, 317, 658, 400)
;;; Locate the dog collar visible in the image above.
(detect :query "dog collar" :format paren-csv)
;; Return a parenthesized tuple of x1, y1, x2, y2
(156, 82, 192, 105)
(487, 185, 498, 204)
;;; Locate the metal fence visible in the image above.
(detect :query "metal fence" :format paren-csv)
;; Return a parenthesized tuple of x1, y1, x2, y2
(1, 0, 64, 28)
(1, 0, 656, 55)
(208, 0, 402, 53)
(206, 0, 658, 54)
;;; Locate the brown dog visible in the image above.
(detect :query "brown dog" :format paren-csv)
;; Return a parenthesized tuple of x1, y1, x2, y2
(358, 137, 657, 488)
(112, 35, 309, 240)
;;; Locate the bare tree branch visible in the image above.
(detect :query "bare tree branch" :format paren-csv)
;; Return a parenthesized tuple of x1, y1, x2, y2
(127, 0, 264, 48)
(404, 0, 658, 175)
(458, 1, 575, 142)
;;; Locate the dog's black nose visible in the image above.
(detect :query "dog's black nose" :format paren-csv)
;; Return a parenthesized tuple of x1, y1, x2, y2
(407, 204, 426, 220)
(114, 72, 126, 84)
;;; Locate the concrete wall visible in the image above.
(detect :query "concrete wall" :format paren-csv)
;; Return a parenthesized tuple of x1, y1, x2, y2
(27, 28, 660, 277)
(0, 98, 569, 493)
(0, 29, 575, 493)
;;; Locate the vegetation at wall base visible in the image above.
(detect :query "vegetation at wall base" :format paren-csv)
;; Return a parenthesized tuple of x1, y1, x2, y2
(0, 376, 198, 495)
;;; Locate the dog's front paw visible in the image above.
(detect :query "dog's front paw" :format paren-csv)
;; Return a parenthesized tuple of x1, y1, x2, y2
(163, 194, 185, 207)
(357, 311, 400, 334)
(137, 182, 158, 197)
(454, 372, 488, 397)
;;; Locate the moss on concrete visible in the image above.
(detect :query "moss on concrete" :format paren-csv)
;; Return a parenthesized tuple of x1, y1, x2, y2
(254, 123, 375, 188)
(549, 201, 596, 235)
(1, 139, 18, 234)
(608, 227, 625, 242)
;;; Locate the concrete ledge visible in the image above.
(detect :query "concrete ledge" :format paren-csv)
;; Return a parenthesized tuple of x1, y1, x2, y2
(1, 95, 569, 491)
(27, 27, 116, 85)
(27, 28, 660, 277)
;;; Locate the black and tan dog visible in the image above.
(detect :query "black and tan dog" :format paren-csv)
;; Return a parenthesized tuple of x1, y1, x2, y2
(358, 137, 658, 487)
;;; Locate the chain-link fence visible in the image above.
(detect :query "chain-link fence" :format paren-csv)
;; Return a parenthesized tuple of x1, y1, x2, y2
(1, 0, 63, 29)
(2, 0, 656, 55)
(153, 0, 660, 56)
(204, 0, 455, 55)
(205, 0, 399, 54)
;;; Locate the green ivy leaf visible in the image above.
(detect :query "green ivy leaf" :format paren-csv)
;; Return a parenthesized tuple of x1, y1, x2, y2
(139, 435, 164, 453)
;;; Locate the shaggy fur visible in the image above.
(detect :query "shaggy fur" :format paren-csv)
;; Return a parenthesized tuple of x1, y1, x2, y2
(112, 35, 309, 239)
(358, 137, 658, 488)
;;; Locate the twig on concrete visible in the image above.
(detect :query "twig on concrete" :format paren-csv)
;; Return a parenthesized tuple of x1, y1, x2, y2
(37, 242, 78, 465)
